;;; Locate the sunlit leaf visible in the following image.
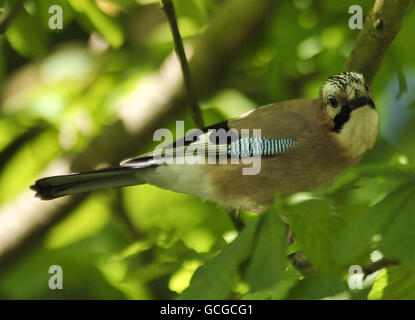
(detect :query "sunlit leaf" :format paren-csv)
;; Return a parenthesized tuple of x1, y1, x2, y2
(6, 9, 48, 57)
(68, 0, 124, 48)
(178, 219, 259, 299)
(369, 266, 415, 300)
(169, 260, 203, 293)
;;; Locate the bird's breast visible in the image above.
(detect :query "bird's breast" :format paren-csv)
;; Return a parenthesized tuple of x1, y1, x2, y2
(335, 106, 379, 161)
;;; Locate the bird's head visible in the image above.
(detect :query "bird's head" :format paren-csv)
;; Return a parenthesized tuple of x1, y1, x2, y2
(320, 72, 379, 158)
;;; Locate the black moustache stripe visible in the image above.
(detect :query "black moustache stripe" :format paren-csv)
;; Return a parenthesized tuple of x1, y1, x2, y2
(332, 98, 375, 133)
(332, 106, 351, 133)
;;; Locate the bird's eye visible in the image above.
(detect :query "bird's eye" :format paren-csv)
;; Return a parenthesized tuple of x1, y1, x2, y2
(328, 97, 339, 108)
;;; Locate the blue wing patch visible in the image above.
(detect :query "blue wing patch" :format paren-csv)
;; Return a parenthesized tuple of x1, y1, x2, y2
(121, 118, 296, 168)
(227, 138, 295, 157)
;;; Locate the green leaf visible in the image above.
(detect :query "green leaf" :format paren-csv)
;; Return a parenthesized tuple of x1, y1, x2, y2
(286, 199, 342, 271)
(331, 183, 415, 266)
(241, 290, 272, 300)
(6, 9, 48, 57)
(178, 219, 259, 300)
(271, 265, 302, 300)
(380, 195, 415, 269)
(287, 273, 346, 300)
(68, 0, 124, 48)
(244, 206, 287, 291)
(369, 266, 415, 300)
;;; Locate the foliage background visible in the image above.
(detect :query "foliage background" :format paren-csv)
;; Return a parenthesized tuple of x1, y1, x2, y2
(0, 0, 414, 299)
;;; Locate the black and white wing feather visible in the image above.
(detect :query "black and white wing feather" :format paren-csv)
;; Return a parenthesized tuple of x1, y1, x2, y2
(120, 120, 296, 168)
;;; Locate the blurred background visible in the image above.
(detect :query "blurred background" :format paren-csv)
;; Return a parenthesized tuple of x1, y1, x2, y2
(0, 0, 414, 299)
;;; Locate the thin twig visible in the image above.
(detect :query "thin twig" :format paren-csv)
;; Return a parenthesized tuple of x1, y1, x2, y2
(0, 0, 26, 34)
(363, 258, 398, 276)
(161, 0, 205, 128)
(289, 252, 398, 278)
(289, 251, 318, 277)
(113, 189, 141, 240)
(161, 0, 245, 231)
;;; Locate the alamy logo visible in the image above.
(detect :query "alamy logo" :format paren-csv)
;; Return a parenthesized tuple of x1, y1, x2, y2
(347, 265, 364, 290)
(48, 265, 63, 290)
(49, 5, 63, 30)
(349, 5, 363, 30)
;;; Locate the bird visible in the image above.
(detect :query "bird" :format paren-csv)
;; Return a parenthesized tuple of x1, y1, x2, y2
(31, 72, 378, 212)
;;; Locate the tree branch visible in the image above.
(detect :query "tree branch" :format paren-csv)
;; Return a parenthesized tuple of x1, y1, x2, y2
(161, 0, 204, 128)
(342, 0, 414, 85)
(290, 0, 413, 278)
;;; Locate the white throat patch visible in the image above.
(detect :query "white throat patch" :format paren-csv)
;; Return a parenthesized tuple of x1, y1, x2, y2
(336, 106, 379, 159)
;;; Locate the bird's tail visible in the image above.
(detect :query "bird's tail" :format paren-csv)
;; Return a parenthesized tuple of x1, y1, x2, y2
(31, 167, 144, 200)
